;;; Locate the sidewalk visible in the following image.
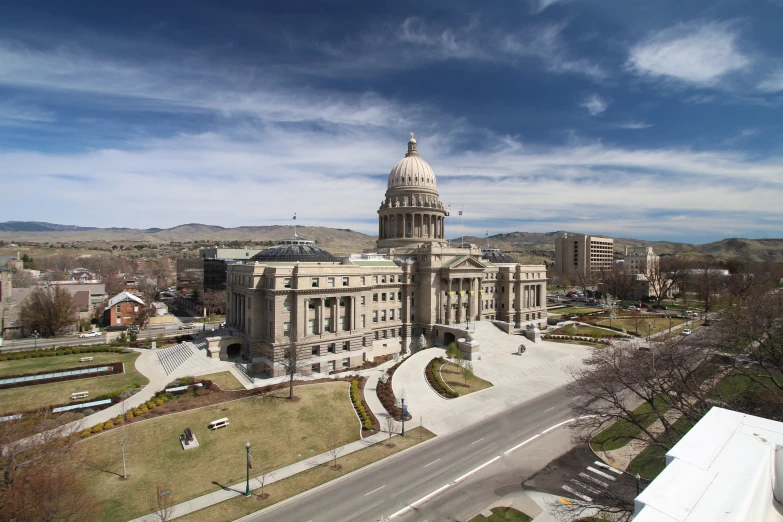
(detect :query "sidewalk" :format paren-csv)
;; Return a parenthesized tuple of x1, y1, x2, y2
(128, 429, 398, 522)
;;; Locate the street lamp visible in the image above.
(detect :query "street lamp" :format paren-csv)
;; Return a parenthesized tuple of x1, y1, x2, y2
(401, 398, 407, 437)
(33, 330, 39, 350)
(244, 442, 252, 497)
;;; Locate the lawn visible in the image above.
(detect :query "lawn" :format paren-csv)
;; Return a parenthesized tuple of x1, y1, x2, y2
(0, 352, 148, 415)
(591, 396, 671, 452)
(553, 325, 618, 339)
(548, 306, 597, 316)
(199, 371, 245, 391)
(470, 507, 533, 522)
(440, 362, 493, 396)
(177, 427, 436, 522)
(627, 416, 695, 480)
(594, 316, 688, 337)
(77, 382, 360, 521)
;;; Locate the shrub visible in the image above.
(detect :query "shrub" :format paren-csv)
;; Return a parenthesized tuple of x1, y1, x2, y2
(103, 421, 114, 430)
(133, 408, 142, 416)
(82, 408, 95, 415)
(92, 424, 103, 434)
(146, 401, 156, 409)
(125, 411, 134, 420)
(155, 398, 165, 406)
(81, 428, 92, 438)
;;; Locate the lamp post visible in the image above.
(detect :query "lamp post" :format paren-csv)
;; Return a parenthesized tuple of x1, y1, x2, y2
(401, 398, 407, 437)
(244, 442, 252, 497)
(33, 330, 39, 350)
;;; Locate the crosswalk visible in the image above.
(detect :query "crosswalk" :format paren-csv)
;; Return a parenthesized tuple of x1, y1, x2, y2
(561, 460, 623, 502)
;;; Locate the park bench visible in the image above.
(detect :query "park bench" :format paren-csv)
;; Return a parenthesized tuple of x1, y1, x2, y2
(79, 357, 94, 362)
(208, 417, 229, 430)
(70, 391, 89, 400)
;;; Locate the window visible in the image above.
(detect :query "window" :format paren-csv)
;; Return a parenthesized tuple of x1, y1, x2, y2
(342, 277, 349, 287)
(283, 298, 292, 312)
(134, 305, 139, 312)
(308, 319, 315, 334)
(284, 278, 291, 288)
(328, 277, 335, 288)
(372, 311, 378, 323)
(328, 343, 336, 353)
(397, 275, 402, 282)
(283, 322, 291, 336)
(381, 275, 386, 283)
(328, 360, 335, 372)
(339, 297, 346, 307)
(308, 299, 316, 309)
(375, 331, 379, 340)
(382, 293, 387, 302)
(381, 310, 387, 321)
(311, 346, 319, 356)
(312, 278, 319, 288)
(361, 314, 366, 328)
(398, 308, 402, 319)
(116, 305, 121, 313)
(373, 276, 378, 284)
(397, 291, 401, 300)
(390, 309, 395, 320)
(390, 292, 395, 301)
(343, 341, 350, 351)
(360, 296, 365, 305)
(411, 276, 415, 283)
(382, 330, 387, 339)
(311, 363, 320, 373)
(373, 293, 378, 302)
(343, 358, 350, 368)
(323, 318, 330, 332)
(360, 276, 366, 285)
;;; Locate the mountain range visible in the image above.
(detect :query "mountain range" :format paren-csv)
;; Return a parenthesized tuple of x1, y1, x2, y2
(1, 222, 782, 262)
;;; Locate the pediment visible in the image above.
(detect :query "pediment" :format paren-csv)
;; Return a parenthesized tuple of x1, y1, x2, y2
(444, 256, 487, 271)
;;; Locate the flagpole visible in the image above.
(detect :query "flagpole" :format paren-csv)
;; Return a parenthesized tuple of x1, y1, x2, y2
(461, 205, 464, 248)
(293, 213, 297, 238)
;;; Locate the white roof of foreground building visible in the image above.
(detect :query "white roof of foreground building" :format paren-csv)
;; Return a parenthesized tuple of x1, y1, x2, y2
(108, 291, 146, 308)
(634, 407, 783, 522)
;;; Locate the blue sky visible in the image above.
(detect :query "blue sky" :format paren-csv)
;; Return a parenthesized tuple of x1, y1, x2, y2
(1, 0, 782, 244)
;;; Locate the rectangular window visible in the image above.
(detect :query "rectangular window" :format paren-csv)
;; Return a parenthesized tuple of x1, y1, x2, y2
(398, 308, 402, 319)
(342, 277, 349, 287)
(381, 310, 387, 321)
(382, 293, 387, 302)
(328, 277, 335, 288)
(390, 309, 395, 320)
(361, 314, 366, 328)
(397, 291, 401, 300)
(382, 330, 388, 339)
(373, 276, 378, 284)
(308, 299, 316, 309)
(328, 343, 336, 353)
(360, 276, 366, 285)
(311, 346, 319, 356)
(311, 363, 320, 373)
(339, 297, 346, 307)
(343, 358, 350, 368)
(373, 293, 378, 302)
(283, 322, 291, 336)
(312, 278, 319, 288)
(375, 331, 379, 340)
(381, 275, 386, 283)
(283, 299, 291, 312)
(360, 296, 365, 305)
(323, 318, 330, 332)
(134, 305, 139, 313)
(343, 341, 350, 351)
(308, 319, 315, 335)
(116, 305, 121, 313)
(284, 278, 291, 288)
(328, 360, 335, 372)
(390, 292, 395, 301)
(372, 311, 378, 323)
(398, 275, 402, 282)
(411, 276, 415, 283)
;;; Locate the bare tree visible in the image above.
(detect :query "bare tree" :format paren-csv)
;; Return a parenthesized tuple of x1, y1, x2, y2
(627, 310, 646, 335)
(326, 437, 344, 470)
(693, 261, 726, 313)
(646, 257, 687, 307)
(461, 361, 475, 387)
(385, 415, 398, 447)
(283, 325, 311, 400)
(256, 469, 274, 500)
(574, 270, 599, 297)
(148, 484, 175, 522)
(599, 268, 636, 301)
(19, 286, 78, 337)
(546, 478, 638, 522)
(117, 404, 134, 479)
(9, 269, 37, 288)
(0, 412, 99, 522)
(201, 290, 226, 315)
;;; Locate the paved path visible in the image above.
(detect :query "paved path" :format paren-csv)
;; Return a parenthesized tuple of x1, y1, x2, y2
(391, 321, 590, 435)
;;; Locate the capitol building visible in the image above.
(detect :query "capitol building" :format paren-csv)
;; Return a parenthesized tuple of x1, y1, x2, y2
(220, 135, 548, 377)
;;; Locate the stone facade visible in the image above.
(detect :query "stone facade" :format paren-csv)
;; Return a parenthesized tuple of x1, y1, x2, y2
(222, 135, 548, 377)
(554, 233, 614, 278)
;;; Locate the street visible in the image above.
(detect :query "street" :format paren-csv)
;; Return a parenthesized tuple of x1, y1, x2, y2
(241, 385, 580, 522)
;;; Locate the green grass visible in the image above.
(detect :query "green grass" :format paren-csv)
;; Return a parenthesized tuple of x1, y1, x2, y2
(440, 362, 493, 395)
(594, 317, 687, 337)
(548, 306, 597, 316)
(199, 371, 245, 391)
(0, 352, 148, 415)
(470, 507, 533, 522)
(591, 396, 671, 451)
(177, 427, 436, 522)
(627, 416, 695, 480)
(553, 325, 617, 338)
(78, 382, 359, 521)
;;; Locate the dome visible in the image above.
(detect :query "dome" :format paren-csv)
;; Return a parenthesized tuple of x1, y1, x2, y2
(387, 133, 437, 190)
(250, 239, 339, 263)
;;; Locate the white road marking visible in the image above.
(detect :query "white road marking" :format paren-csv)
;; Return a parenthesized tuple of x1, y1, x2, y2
(364, 485, 386, 496)
(586, 466, 616, 480)
(579, 472, 609, 488)
(470, 437, 485, 445)
(593, 461, 623, 475)
(571, 479, 601, 495)
(454, 456, 501, 483)
(544, 406, 555, 412)
(424, 459, 441, 468)
(561, 484, 593, 502)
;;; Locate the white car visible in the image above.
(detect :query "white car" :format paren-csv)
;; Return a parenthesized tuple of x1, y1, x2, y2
(681, 329, 692, 336)
(178, 324, 195, 330)
(79, 331, 102, 338)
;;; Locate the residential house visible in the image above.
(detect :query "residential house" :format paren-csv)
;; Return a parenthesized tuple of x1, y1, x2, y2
(105, 291, 147, 327)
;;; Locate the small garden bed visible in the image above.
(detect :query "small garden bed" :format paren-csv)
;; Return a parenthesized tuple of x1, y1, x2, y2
(0, 361, 125, 390)
(350, 378, 380, 433)
(376, 359, 412, 421)
(426, 357, 458, 398)
(0, 345, 126, 362)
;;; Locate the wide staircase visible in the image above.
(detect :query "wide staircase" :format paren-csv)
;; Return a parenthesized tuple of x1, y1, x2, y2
(157, 343, 195, 376)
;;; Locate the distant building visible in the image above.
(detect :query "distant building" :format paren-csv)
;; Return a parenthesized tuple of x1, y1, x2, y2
(634, 407, 783, 522)
(554, 233, 614, 278)
(105, 291, 146, 327)
(178, 248, 263, 293)
(0, 268, 14, 339)
(199, 248, 262, 260)
(150, 301, 169, 316)
(617, 246, 659, 276)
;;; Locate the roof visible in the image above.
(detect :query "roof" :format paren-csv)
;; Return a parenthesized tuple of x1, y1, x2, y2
(634, 407, 783, 522)
(481, 248, 516, 264)
(72, 290, 90, 312)
(352, 261, 398, 267)
(387, 134, 437, 191)
(249, 239, 339, 263)
(108, 291, 146, 308)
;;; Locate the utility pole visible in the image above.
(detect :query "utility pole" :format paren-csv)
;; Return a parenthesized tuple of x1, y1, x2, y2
(244, 442, 252, 497)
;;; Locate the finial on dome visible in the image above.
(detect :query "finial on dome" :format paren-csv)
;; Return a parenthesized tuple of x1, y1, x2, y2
(406, 131, 418, 156)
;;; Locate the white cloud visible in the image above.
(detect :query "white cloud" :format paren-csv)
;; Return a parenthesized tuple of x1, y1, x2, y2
(613, 121, 653, 129)
(581, 94, 608, 116)
(398, 17, 484, 60)
(0, 101, 55, 125)
(530, 0, 569, 14)
(627, 22, 750, 85)
(758, 69, 783, 92)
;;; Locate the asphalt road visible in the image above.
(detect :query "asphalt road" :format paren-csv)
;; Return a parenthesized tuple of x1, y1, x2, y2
(242, 385, 579, 522)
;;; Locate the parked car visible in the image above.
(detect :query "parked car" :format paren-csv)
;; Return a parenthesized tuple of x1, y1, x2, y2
(627, 306, 637, 311)
(219, 321, 226, 328)
(79, 331, 102, 338)
(703, 319, 712, 326)
(681, 328, 693, 336)
(178, 324, 195, 330)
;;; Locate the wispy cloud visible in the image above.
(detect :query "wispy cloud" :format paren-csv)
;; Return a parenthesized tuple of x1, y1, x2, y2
(613, 121, 654, 129)
(529, 0, 570, 14)
(0, 101, 56, 125)
(581, 94, 608, 116)
(758, 69, 783, 92)
(627, 21, 750, 86)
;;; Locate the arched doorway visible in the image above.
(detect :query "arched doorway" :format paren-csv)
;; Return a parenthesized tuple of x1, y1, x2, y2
(444, 332, 456, 346)
(226, 343, 242, 359)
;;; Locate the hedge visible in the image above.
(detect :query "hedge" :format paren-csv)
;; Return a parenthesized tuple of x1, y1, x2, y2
(543, 334, 611, 345)
(426, 357, 458, 398)
(350, 380, 373, 431)
(376, 360, 411, 421)
(0, 345, 126, 362)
